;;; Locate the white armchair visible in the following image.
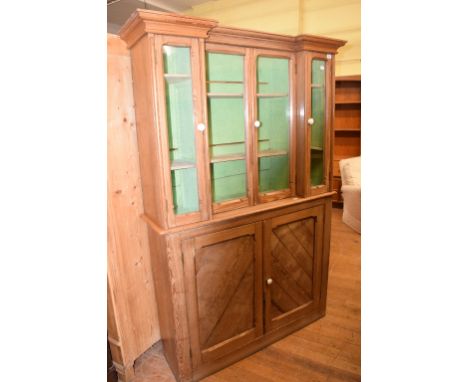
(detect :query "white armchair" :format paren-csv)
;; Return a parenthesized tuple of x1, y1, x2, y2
(339, 156, 361, 233)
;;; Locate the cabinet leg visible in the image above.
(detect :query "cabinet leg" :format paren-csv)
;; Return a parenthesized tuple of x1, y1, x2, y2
(114, 361, 135, 382)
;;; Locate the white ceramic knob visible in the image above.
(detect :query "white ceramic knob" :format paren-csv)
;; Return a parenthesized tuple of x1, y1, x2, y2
(326, 53, 332, 60)
(266, 278, 273, 285)
(254, 120, 261, 128)
(308, 118, 314, 125)
(197, 123, 206, 132)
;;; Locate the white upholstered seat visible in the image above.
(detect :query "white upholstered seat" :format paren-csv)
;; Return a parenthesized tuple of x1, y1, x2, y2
(339, 156, 361, 233)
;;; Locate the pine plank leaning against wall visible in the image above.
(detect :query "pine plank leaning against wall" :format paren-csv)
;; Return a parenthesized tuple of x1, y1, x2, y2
(107, 33, 160, 382)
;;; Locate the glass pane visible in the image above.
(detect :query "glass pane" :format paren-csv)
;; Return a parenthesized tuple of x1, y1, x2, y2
(163, 45, 199, 215)
(256, 56, 290, 193)
(310, 59, 326, 186)
(206, 52, 247, 204)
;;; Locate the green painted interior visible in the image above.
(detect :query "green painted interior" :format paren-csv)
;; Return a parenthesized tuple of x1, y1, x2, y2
(257, 56, 290, 193)
(210, 160, 247, 202)
(258, 156, 289, 192)
(257, 56, 289, 94)
(163, 45, 199, 215)
(171, 168, 199, 215)
(310, 59, 326, 186)
(163, 45, 191, 74)
(206, 52, 247, 203)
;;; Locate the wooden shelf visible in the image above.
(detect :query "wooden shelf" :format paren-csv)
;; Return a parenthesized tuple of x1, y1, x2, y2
(311, 83, 323, 88)
(336, 75, 361, 81)
(335, 128, 361, 132)
(335, 100, 360, 105)
(258, 149, 288, 158)
(210, 153, 245, 163)
(310, 146, 323, 151)
(206, 80, 243, 84)
(256, 93, 289, 98)
(210, 141, 244, 147)
(207, 93, 244, 98)
(164, 73, 191, 83)
(170, 160, 196, 170)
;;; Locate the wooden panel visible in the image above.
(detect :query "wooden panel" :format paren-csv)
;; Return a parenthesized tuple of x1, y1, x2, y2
(107, 34, 160, 379)
(147, 232, 192, 381)
(332, 177, 342, 202)
(264, 206, 325, 332)
(197, 235, 255, 348)
(334, 105, 361, 131)
(335, 81, 361, 104)
(334, 134, 361, 159)
(270, 218, 314, 314)
(183, 223, 263, 370)
(128, 33, 168, 228)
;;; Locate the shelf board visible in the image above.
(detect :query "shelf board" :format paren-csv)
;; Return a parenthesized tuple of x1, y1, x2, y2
(311, 146, 323, 151)
(335, 100, 361, 105)
(210, 141, 244, 147)
(256, 93, 289, 98)
(206, 80, 243, 84)
(311, 83, 324, 88)
(210, 153, 245, 163)
(336, 75, 361, 82)
(164, 74, 191, 83)
(334, 128, 361, 132)
(207, 93, 244, 98)
(170, 160, 196, 170)
(258, 149, 288, 158)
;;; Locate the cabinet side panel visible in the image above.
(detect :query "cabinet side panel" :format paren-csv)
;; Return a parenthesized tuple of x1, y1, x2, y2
(319, 197, 332, 312)
(129, 35, 168, 228)
(147, 230, 192, 381)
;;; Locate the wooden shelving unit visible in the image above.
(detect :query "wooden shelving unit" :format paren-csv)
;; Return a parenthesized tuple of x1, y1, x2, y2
(333, 75, 361, 207)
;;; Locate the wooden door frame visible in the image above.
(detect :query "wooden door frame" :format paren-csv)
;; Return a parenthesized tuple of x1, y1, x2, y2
(182, 222, 264, 370)
(154, 35, 209, 227)
(204, 43, 253, 214)
(251, 48, 297, 204)
(263, 206, 324, 332)
(304, 51, 334, 197)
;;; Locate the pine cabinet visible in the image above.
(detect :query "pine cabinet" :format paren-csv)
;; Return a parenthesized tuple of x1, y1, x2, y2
(120, 9, 345, 381)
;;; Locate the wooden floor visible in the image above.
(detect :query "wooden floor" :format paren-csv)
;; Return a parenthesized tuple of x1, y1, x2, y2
(132, 208, 361, 382)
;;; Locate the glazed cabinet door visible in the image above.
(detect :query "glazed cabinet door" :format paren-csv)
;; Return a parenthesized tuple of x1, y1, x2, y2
(253, 50, 296, 203)
(182, 222, 263, 369)
(306, 53, 333, 196)
(155, 36, 210, 227)
(263, 206, 325, 331)
(204, 45, 251, 213)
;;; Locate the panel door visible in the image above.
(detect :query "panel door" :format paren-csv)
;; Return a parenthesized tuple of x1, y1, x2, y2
(263, 206, 325, 331)
(182, 223, 263, 369)
(252, 49, 296, 204)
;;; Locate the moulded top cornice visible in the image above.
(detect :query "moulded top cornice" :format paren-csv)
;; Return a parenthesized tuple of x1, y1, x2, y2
(119, 9, 347, 54)
(119, 9, 218, 47)
(295, 35, 347, 54)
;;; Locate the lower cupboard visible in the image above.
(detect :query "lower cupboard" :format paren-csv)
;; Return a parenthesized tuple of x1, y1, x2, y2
(145, 195, 332, 381)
